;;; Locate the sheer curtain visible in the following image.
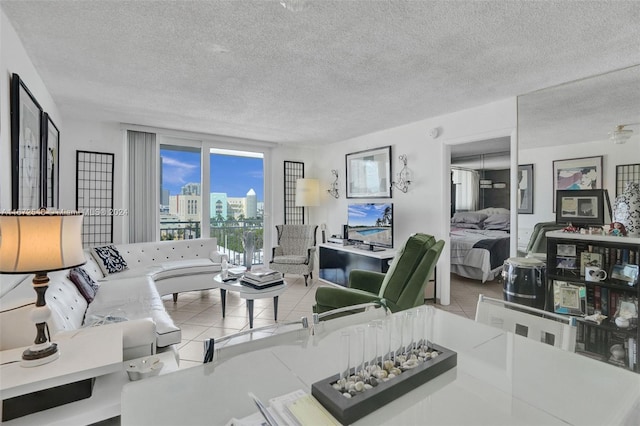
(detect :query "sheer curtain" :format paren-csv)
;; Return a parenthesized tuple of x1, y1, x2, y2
(128, 130, 157, 242)
(452, 168, 479, 211)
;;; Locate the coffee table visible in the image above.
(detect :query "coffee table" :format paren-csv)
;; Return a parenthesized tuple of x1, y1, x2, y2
(213, 273, 287, 328)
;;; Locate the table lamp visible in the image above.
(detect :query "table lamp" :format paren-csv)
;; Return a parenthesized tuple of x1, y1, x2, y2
(0, 209, 85, 367)
(295, 178, 320, 224)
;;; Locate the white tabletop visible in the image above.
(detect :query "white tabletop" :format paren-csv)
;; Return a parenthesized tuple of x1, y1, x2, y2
(213, 273, 287, 299)
(121, 308, 640, 425)
(0, 326, 122, 399)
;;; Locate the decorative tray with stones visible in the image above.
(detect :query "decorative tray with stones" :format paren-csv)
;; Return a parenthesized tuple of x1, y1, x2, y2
(311, 341, 457, 425)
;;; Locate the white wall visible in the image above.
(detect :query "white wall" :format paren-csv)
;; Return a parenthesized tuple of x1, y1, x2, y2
(310, 98, 518, 305)
(518, 136, 640, 237)
(0, 9, 61, 210)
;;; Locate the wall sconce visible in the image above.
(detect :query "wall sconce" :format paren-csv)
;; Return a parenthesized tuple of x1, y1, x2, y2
(327, 170, 339, 199)
(392, 154, 412, 193)
(609, 123, 639, 144)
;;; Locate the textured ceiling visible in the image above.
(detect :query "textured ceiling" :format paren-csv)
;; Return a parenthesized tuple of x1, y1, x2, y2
(2, 0, 640, 146)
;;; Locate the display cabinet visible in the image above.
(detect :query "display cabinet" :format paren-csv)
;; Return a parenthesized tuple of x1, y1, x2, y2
(546, 231, 640, 372)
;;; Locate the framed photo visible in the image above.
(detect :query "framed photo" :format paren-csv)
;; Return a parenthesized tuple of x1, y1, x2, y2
(44, 113, 60, 208)
(10, 73, 43, 210)
(556, 256, 577, 269)
(552, 156, 603, 211)
(553, 281, 586, 315)
(555, 189, 611, 226)
(517, 164, 534, 214)
(557, 244, 576, 257)
(346, 146, 391, 198)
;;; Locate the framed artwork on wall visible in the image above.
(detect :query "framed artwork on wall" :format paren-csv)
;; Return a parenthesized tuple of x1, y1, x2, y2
(517, 164, 534, 214)
(43, 113, 60, 208)
(10, 73, 43, 210)
(615, 163, 640, 196)
(552, 156, 603, 211)
(346, 146, 392, 198)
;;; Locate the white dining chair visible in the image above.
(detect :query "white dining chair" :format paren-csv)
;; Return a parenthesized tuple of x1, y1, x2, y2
(475, 294, 577, 352)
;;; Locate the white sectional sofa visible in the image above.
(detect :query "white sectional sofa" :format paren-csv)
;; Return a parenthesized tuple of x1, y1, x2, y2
(0, 238, 226, 360)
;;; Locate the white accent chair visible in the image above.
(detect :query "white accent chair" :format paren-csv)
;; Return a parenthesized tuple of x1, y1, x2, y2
(269, 224, 318, 286)
(475, 294, 577, 352)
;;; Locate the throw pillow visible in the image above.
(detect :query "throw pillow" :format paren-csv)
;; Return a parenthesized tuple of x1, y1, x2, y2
(91, 245, 129, 275)
(68, 267, 100, 303)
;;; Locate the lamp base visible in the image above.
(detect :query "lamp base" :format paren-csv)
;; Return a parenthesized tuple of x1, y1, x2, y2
(21, 342, 59, 368)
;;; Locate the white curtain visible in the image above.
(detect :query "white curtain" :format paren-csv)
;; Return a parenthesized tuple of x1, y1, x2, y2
(128, 131, 157, 242)
(452, 168, 479, 211)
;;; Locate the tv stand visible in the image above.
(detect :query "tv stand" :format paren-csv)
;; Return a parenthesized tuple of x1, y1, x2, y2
(318, 243, 397, 287)
(355, 243, 385, 252)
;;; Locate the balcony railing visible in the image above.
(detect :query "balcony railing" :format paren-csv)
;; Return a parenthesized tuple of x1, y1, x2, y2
(160, 219, 264, 266)
(160, 221, 201, 240)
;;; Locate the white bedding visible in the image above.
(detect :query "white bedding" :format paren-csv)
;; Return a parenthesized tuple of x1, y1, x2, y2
(450, 228, 510, 282)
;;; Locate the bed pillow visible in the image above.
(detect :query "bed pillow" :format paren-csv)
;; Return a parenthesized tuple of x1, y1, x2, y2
(90, 245, 129, 275)
(484, 213, 510, 230)
(451, 212, 488, 225)
(68, 267, 99, 302)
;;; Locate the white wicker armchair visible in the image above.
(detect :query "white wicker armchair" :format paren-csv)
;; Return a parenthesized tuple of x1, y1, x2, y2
(269, 225, 318, 286)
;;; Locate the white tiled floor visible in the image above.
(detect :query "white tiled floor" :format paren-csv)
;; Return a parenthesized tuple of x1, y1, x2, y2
(163, 272, 504, 367)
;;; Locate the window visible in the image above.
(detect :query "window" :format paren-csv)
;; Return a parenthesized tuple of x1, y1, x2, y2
(209, 148, 264, 266)
(160, 145, 202, 240)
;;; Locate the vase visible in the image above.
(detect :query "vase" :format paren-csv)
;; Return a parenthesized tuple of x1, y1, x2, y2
(612, 182, 640, 237)
(242, 231, 256, 270)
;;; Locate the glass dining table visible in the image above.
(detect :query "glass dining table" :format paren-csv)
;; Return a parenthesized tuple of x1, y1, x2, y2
(121, 307, 640, 425)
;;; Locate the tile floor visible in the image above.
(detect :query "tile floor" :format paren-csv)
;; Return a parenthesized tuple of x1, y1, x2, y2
(164, 273, 504, 367)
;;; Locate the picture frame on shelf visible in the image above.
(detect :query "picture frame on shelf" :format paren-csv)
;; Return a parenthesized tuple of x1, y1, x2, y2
(553, 280, 586, 315)
(346, 146, 391, 198)
(10, 73, 43, 210)
(43, 113, 60, 208)
(555, 189, 611, 227)
(552, 156, 603, 211)
(517, 164, 534, 214)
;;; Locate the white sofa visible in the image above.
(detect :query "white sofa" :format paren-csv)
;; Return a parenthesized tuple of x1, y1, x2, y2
(0, 238, 226, 360)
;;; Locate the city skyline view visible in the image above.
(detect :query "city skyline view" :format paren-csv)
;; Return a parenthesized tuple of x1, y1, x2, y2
(160, 149, 264, 201)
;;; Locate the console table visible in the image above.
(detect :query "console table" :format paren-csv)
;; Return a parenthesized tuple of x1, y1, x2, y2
(318, 243, 397, 286)
(1, 327, 178, 425)
(121, 308, 640, 425)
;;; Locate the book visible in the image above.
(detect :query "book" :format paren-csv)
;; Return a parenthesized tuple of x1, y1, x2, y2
(244, 268, 282, 282)
(240, 278, 284, 289)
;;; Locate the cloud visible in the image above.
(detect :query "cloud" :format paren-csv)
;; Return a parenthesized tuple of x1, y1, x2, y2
(162, 157, 198, 169)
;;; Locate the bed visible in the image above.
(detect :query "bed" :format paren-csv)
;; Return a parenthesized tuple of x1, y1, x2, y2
(450, 208, 511, 282)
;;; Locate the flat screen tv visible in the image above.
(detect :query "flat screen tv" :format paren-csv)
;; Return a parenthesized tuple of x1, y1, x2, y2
(347, 203, 393, 250)
(555, 189, 612, 227)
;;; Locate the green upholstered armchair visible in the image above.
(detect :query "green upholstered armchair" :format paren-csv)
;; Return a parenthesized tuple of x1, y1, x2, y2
(314, 233, 444, 314)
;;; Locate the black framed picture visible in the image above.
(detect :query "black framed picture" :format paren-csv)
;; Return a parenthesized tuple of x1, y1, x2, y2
(346, 146, 392, 198)
(555, 189, 611, 226)
(517, 164, 534, 214)
(11, 73, 44, 210)
(44, 113, 60, 208)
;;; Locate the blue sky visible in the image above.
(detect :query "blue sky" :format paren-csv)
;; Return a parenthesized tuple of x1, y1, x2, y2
(160, 149, 264, 200)
(348, 203, 392, 226)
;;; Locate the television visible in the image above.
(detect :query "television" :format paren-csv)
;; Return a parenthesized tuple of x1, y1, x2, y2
(347, 203, 393, 250)
(555, 189, 612, 227)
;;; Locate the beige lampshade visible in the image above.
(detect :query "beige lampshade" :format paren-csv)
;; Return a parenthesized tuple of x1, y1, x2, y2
(0, 211, 85, 273)
(295, 178, 320, 207)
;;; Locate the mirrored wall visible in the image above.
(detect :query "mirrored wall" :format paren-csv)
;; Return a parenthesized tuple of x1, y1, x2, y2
(517, 65, 640, 252)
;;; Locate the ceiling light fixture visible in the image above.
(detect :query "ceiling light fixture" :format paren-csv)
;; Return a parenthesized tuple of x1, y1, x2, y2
(609, 123, 639, 144)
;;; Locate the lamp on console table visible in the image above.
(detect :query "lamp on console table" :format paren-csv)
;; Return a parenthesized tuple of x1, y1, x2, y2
(0, 209, 85, 367)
